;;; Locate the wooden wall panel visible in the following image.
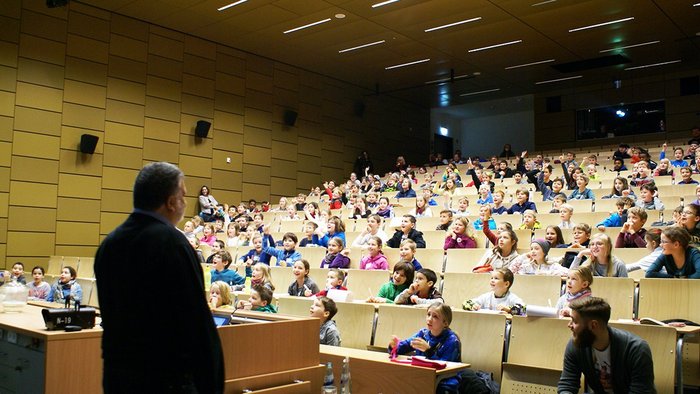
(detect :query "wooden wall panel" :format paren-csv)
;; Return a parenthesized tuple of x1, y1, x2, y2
(9, 181, 57, 208)
(57, 174, 101, 199)
(8, 207, 56, 232)
(10, 156, 58, 184)
(12, 131, 60, 160)
(57, 197, 101, 222)
(14, 107, 61, 135)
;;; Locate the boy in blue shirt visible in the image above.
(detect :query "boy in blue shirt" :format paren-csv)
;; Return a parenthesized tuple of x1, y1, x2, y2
(211, 251, 246, 286)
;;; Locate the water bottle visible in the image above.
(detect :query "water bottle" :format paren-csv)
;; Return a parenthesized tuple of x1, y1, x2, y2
(339, 356, 351, 394)
(322, 362, 335, 393)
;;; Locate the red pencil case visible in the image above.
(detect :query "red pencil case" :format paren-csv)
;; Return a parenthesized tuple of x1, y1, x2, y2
(390, 356, 447, 370)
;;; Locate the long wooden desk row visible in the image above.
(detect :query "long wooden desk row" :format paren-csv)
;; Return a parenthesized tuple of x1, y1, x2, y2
(270, 294, 699, 393)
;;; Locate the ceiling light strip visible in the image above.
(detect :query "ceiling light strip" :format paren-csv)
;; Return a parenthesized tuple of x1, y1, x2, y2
(624, 60, 681, 71)
(569, 17, 634, 33)
(532, 0, 557, 6)
(385, 58, 430, 70)
(694, 2, 700, 6)
(535, 75, 582, 85)
(217, 0, 247, 11)
(460, 88, 501, 97)
(599, 40, 660, 53)
(372, 0, 399, 8)
(284, 18, 332, 34)
(424, 74, 472, 84)
(505, 59, 555, 69)
(468, 40, 522, 53)
(339, 40, 386, 53)
(424, 17, 482, 33)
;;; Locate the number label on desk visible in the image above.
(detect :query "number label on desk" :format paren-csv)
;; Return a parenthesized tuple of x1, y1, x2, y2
(6, 331, 17, 344)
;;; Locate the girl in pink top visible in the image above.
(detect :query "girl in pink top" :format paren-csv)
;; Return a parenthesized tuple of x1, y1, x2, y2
(200, 223, 218, 246)
(360, 236, 388, 270)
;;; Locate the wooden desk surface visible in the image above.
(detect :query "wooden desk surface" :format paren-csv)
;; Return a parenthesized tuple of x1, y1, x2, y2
(0, 304, 102, 340)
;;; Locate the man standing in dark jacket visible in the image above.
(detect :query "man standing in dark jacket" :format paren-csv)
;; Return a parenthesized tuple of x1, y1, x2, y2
(558, 297, 655, 394)
(95, 162, 224, 393)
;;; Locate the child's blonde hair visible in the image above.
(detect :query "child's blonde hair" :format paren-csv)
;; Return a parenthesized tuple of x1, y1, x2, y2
(570, 266, 593, 289)
(458, 196, 469, 204)
(253, 263, 275, 291)
(560, 204, 574, 214)
(211, 281, 233, 306)
(453, 216, 475, 239)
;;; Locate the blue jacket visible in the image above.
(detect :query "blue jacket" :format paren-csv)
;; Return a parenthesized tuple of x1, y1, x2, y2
(313, 232, 346, 247)
(473, 218, 497, 231)
(659, 151, 689, 167)
(508, 201, 537, 214)
(393, 328, 462, 391)
(395, 189, 417, 199)
(597, 212, 625, 228)
(47, 279, 83, 303)
(262, 237, 302, 267)
(238, 249, 271, 265)
(211, 268, 245, 285)
(569, 188, 595, 200)
(646, 247, 700, 279)
(492, 206, 508, 215)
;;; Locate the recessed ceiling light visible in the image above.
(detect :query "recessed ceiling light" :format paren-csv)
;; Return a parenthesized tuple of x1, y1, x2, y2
(217, 0, 247, 11)
(283, 18, 332, 34)
(468, 40, 522, 53)
(385, 58, 430, 70)
(535, 75, 582, 85)
(459, 88, 501, 97)
(624, 60, 681, 71)
(532, 0, 556, 6)
(569, 17, 634, 33)
(599, 40, 660, 53)
(339, 40, 386, 53)
(424, 17, 481, 33)
(335, 13, 346, 19)
(372, 0, 399, 8)
(505, 59, 555, 70)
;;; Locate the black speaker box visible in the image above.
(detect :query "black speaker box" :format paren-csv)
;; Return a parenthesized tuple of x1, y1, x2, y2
(79, 134, 99, 154)
(283, 110, 298, 126)
(546, 96, 562, 113)
(195, 120, 211, 138)
(680, 76, 699, 96)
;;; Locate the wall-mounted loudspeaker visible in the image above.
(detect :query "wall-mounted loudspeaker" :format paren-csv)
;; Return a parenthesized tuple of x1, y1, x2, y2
(195, 120, 211, 138)
(546, 96, 562, 113)
(283, 110, 298, 127)
(680, 76, 699, 96)
(80, 134, 99, 154)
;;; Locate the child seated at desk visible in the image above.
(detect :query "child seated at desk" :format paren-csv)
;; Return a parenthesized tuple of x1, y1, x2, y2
(211, 251, 246, 287)
(359, 236, 388, 270)
(209, 281, 233, 309)
(238, 234, 271, 266)
(388, 302, 462, 393)
(262, 230, 302, 267)
(463, 268, 523, 313)
(556, 266, 593, 318)
(27, 266, 51, 300)
(299, 221, 318, 247)
(310, 296, 341, 346)
(320, 236, 350, 269)
(233, 263, 275, 292)
(47, 266, 82, 304)
(8, 262, 26, 284)
(395, 268, 444, 305)
(367, 261, 414, 304)
(399, 239, 423, 271)
(315, 269, 347, 297)
(288, 260, 320, 297)
(236, 284, 277, 313)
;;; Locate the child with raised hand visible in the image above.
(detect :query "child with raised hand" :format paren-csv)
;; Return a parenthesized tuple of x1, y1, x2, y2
(569, 174, 595, 200)
(436, 209, 454, 231)
(209, 281, 233, 309)
(236, 284, 277, 313)
(261, 229, 302, 267)
(399, 239, 423, 271)
(635, 182, 664, 211)
(659, 143, 689, 167)
(443, 217, 477, 250)
(199, 223, 217, 246)
(464, 268, 523, 313)
(395, 268, 444, 305)
(238, 233, 271, 266)
(473, 205, 497, 231)
(211, 251, 246, 286)
(475, 228, 519, 272)
(367, 261, 414, 304)
(47, 266, 82, 304)
(508, 188, 537, 214)
(556, 266, 593, 317)
(519, 209, 541, 231)
(352, 214, 389, 248)
(315, 269, 347, 297)
(596, 197, 634, 230)
(510, 239, 568, 276)
(558, 204, 575, 229)
(310, 296, 341, 346)
(491, 190, 508, 215)
(388, 303, 462, 393)
(360, 236, 389, 270)
(288, 259, 320, 297)
(320, 236, 351, 269)
(27, 266, 51, 300)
